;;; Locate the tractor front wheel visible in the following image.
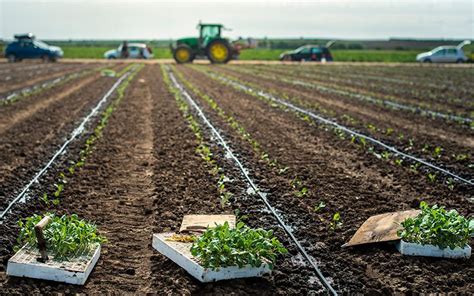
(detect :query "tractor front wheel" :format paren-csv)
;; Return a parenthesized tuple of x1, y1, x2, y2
(173, 45, 194, 64)
(207, 40, 231, 64)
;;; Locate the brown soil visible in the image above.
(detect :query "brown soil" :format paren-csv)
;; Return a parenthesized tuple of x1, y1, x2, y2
(0, 63, 94, 95)
(174, 65, 473, 294)
(0, 64, 472, 295)
(210, 65, 473, 177)
(0, 70, 123, 209)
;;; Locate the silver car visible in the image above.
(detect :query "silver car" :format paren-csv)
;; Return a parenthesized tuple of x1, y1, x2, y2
(104, 43, 153, 59)
(416, 41, 471, 63)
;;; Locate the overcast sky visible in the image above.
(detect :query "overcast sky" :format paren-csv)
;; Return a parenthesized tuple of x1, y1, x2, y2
(0, 0, 472, 40)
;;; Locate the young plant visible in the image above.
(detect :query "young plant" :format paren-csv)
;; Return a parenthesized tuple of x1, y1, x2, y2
(16, 213, 107, 260)
(427, 172, 437, 183)
(314, 201, 326, 212)
(190, 221, 287, 269)
(329, 212, 342, 231)
(398, 202, 474, 249)
(433, 146, 443, 159)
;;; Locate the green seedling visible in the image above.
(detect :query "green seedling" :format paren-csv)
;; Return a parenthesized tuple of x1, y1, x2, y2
(329, 212, 342, 231)
(385, 128, 394, 136)
(410, 163, 421, 173)
(335, 128, 345, 140)
(381, 151, 391, 160)
(41, 193, 49, 205)
(427, 173, 437, 183)
(394, 158, 403, 166)
(446, 178, 455, 190)
(314, 201, 326, 212)
(53, 183, 64, 198)
(398, 202, 474, 249)
(190, 222, 287, 270)
(455, 154, 468, 162)
(433, 146, 443, 159)
(421, 144, 430, 153)
(296, 187, 308, 198)
(278, 166, 289, 175)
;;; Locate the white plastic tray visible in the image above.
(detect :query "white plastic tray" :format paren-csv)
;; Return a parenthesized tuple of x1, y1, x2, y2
(7, 243, 101, 285)
(397, 240, 471, 259)
(152, 233, 271, 282)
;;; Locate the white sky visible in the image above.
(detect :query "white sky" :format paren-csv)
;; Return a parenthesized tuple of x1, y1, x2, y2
(0, 0, 472, 40)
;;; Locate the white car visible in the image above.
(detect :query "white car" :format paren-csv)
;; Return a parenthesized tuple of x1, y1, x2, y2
(416, 41, 471, 63)
(104, 43, 153, 59)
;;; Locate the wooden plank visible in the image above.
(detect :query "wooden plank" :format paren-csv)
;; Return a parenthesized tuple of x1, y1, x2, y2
(343, 210, 420, 247)
(179, 215, 236, 233)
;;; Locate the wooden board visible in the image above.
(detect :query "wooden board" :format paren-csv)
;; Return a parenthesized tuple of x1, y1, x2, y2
(179, 214, 236, 232)
(343, 210, 420, 247)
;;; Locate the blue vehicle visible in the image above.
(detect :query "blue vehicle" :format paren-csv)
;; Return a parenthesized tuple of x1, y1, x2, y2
(5, 33, 63, 62)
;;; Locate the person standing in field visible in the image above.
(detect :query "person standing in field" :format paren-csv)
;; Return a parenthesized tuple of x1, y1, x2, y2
(121, 41, 128, 58)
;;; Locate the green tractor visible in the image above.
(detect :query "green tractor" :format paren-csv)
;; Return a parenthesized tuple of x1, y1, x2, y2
(171, 23, 239, 64)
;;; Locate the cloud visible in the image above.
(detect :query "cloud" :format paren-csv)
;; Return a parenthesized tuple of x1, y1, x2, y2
(1, 0, 472, 39)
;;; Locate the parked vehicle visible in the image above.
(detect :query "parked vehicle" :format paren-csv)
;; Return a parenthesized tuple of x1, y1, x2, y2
(416, 41, 471, 63)
(280, 44, 333, 62)
(5, 33, 63, 62)
(104, 43, 153, 59)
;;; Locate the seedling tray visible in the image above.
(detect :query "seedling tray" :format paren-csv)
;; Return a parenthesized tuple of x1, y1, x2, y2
(152, 233, 271, 282)
(397, 240, 471, 259)
(7, 243, 101, 285)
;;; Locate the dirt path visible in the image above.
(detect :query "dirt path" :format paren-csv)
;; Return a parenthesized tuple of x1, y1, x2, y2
(73, 67, 157, 293)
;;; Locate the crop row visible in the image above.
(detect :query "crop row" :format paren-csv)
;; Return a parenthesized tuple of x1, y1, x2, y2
(0, 66, 104, 105)
(0, 64, 142, 220)
(202, 66, 472, 182)
(240, 65, 473, 121)
(189, 65, 472, 190)
(163, 65, 337, 294)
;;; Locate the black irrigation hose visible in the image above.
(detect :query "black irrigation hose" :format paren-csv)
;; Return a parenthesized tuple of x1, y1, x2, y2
(0, 67, 98, 104)
(207, 72, 473, 187)
(167, 68, 338, 295)
(236, 64, 472, 124)
(290, 79, 472, 125)
(0, 68, 136, 221)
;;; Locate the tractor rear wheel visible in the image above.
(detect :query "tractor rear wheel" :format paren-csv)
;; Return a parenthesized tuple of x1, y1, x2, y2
(207, 40, 232, 64)
(173, 45, 194, 64)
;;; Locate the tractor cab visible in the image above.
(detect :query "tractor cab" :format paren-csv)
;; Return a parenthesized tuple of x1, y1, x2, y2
(172, 23, 237, 64)
(199, 24, 223, 47)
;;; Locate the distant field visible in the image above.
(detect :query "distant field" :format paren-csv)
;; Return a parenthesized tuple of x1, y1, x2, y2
(331, 50, 418, 62)
(62, 46, 110, 59)
(62, 46, 171, 59)
(60, 46, 420, 62)
(239, 49, 419, 62)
